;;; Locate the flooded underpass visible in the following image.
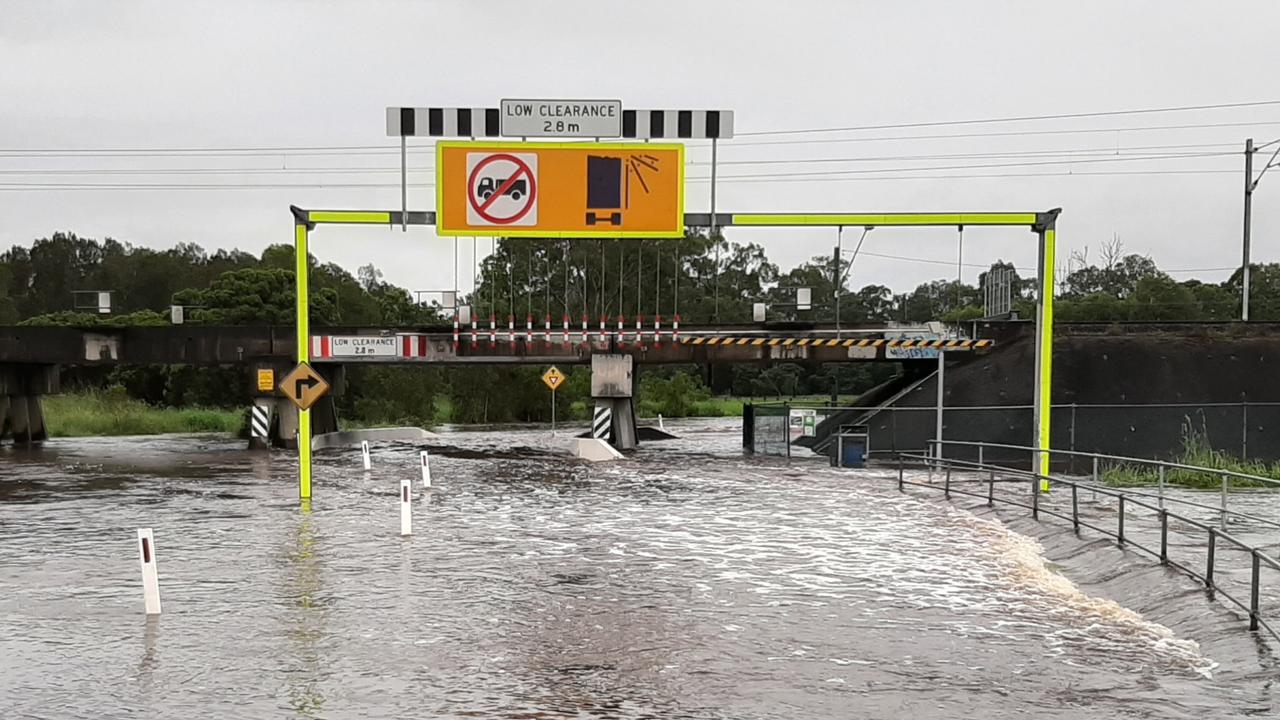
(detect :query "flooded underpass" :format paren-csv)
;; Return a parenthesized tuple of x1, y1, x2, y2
(1, 419, 1276, 718)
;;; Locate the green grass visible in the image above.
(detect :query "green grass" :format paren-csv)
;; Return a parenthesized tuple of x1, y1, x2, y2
(1102, 418, 1280, 489)
(43, 389, 243, 437)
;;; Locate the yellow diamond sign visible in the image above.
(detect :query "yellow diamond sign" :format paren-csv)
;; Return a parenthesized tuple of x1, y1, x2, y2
(279, 362, 331, 411)
(541, 366, 565, 392)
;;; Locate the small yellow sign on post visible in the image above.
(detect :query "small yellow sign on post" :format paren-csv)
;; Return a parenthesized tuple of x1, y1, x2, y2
(256, 368, 275, 393)
(542, 366, 565, 392)
(280, 362, 331, 411)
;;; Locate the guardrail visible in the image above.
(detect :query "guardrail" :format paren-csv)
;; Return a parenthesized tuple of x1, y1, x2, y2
(893, 450, 1279, 642)
(928, 439, 1280, 532)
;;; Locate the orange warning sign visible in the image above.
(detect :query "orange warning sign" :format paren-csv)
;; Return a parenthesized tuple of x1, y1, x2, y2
(436, 141, 684, 238)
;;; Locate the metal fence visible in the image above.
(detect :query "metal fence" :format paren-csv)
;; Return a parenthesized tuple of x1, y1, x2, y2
(894, 444, 1280, 642)
(746, 401, 1280, 467)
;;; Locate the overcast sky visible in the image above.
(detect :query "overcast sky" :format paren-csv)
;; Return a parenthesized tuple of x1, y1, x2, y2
(2, 0, 1278, 301)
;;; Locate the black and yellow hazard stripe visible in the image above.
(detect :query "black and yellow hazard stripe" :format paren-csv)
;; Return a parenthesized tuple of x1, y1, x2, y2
(677, 336, 993, 349)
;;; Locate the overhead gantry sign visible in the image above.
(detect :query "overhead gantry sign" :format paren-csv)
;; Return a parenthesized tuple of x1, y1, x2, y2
(288, 205, 1060, 500)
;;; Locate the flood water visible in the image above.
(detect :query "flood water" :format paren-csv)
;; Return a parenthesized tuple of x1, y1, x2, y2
(0, 419, 1276, 718)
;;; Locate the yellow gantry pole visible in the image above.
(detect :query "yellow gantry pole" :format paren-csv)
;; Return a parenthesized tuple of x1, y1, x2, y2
(295, 221, 312, 500)
(1037, 227, 1056, 489)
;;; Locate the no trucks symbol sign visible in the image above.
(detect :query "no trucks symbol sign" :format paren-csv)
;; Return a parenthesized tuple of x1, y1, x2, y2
(466, 152, 538, 226)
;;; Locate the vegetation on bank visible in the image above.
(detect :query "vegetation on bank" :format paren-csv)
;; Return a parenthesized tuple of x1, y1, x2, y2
(43, 388, 243, 437)
(1101, 420, 1280, 489)
(8, 231, 1279, 435)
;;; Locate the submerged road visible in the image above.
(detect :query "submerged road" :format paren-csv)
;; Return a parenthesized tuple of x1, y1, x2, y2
(0, 420, 1275, 718)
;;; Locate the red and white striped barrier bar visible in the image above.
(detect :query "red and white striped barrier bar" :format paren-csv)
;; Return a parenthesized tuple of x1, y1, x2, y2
(489, 314, 496, 348)
(674, 314, 680, 344)
(470, 316, 478, 347)
(616, 315, 626, 347)
(310, 335, 330, 358)
(635, 315, 644, 346)
(654, 315, 662, 347)
(580, 315, 589, 344)
(507, 315, 514, 348)
(401, 334, 429, 358)
(598, 316, 607, 344)
(562, 314, 570, 345)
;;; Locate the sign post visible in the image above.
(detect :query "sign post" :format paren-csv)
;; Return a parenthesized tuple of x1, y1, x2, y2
(542, 366, 565, 436)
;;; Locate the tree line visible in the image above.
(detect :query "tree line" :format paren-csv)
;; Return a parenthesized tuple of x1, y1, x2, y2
(0, 231, 1267, 425)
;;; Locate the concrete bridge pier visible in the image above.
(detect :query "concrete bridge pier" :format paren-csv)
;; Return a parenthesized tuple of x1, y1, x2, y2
(247, 362, 341, 449)
(265, 395, 340, 449)
(592, 354, 637, 451)
(0, 364, 57, 445)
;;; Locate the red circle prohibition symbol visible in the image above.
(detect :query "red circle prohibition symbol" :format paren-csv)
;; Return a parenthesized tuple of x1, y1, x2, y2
(467, 153, 537, 225)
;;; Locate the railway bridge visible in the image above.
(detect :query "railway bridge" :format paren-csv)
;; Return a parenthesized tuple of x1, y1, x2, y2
(0, 321, 994, 446)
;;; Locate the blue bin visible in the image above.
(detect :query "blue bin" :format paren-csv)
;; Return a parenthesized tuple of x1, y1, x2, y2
(837, 433, 868, 468)
(829, 427, 870, 468)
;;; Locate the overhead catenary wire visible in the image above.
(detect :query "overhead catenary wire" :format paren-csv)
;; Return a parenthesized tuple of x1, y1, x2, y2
(729, 120, 1280, 148)
(0, 165, 1244, 192)
(3, 100, 1270, 156)
(735, 99, 1280, 137)
(0, 142, 1241, 175)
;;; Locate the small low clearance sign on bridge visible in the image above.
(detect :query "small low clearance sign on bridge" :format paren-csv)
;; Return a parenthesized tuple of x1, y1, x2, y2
(437, 141, 684, 238)
(500, 99, 621, 138)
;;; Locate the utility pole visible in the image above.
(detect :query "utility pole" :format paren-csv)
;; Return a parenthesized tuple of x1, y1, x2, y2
(1242, 137, 1280, 321)
(832, 228, 843, 407)
(833, 226, 844, 340)
(1243, 138, 1255, 321)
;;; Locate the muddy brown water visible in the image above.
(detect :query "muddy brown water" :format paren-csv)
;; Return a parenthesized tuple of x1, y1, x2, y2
(0, 420, 1276, 718)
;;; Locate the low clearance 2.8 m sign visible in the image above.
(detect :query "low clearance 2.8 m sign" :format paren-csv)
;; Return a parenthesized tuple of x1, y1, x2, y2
(435, 141, 684, 238)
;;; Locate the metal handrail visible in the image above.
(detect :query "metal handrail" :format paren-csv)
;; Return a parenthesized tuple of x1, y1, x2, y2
(930, 439, 1280, 489)
(894, 452, 1279, 641)
(926, 447, 1280, 532)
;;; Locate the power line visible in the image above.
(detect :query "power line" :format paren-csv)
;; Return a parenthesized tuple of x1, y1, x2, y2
(730, 120, 1280, 148)
(697, 146, 1237, 168)
(738, 99, 1280, 137)
(700, 151, 1237, 181)
(0, 167, 1243, 191)
(690, 168, 1239, 184)
(0, 119, 1274, 160)
(0, 143, 1238, 177)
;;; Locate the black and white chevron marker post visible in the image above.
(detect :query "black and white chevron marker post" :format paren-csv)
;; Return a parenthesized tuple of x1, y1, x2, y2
(250, 404, 270, 444)
(592, 404, 613, 443)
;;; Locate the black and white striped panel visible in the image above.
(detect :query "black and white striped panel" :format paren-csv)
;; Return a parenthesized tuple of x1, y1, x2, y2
(591, 404, 613, 441)
(250, 405, 271, 439)
(386, 107, 502, 138)
(622, 110, 734, 139)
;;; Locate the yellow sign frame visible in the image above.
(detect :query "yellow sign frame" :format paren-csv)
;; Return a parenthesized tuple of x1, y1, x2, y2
(434, 140, 686, 238)
(290, 206, 1058, 501)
